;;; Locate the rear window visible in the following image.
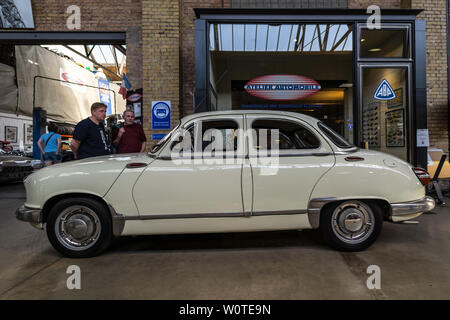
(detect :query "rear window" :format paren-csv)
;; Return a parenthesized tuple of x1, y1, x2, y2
(318, 122, 354, 149)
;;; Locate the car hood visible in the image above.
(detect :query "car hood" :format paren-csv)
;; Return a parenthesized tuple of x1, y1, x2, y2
(67, 152, 150, 164)
(31, 153, 154, 178)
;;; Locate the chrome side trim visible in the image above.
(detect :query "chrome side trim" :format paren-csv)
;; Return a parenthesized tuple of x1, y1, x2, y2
(124, 212, 245, 220)
(16, 205, 43, 224)
(123, 210, 307, 221)
(249, 152, 332, 158)
(307, 197, 338, 229)
(252, 209, 308, 216)
(107, 204, 125, 236)
(158, 153, 333, 161)
(390, 196, 435, 216)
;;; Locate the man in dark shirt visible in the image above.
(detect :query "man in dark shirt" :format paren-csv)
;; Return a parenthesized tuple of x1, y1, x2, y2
(113, 109, 147, 153)
(71, 102, 111, 159)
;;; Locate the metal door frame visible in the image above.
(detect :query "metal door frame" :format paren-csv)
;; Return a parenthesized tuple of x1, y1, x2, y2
(357, 63, 413, 162)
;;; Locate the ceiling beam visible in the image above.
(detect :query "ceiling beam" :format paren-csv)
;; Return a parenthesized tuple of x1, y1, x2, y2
(110, 45, 120, 74)
(287, 24, 294, 51)
(276, 25, 281, 51)
(331, 24, 341, 50)
(87, 45, 96, 59)
(213, 24, 219, 51)
(113, 44, 126, 55)
(323, 24, 330, 51)
(316, 25, 323, 51)
(309, 26, 317, 51)
(294, 24, 302, 51)
(331, 25, 352, 51)
(63, 45, 120, 79)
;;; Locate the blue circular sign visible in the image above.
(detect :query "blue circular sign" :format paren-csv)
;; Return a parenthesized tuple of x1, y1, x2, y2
(153, 102, 170, 119)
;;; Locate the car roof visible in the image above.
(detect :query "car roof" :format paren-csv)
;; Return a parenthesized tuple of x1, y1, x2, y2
(180, 110, 320, 125)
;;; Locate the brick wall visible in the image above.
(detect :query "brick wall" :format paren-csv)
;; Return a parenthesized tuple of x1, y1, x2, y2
(231, 0, 347, 7)
(180, 1, 232, 118)
(412, 0, 448, 151)
(348, 0, 402, 8)
(142, 0, 180, 147)
(26, 0, 142, 89)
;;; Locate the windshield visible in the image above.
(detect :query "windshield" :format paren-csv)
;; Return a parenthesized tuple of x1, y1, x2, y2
(150, 122, 180, 154)
(318, 122, 354, 149)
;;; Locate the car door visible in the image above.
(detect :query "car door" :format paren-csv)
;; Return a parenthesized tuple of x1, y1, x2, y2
(133, 115, 245, 217)
(246, 115, 336, 214)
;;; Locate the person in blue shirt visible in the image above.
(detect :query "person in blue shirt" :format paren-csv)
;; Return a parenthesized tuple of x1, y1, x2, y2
(38, 123, 62, 166)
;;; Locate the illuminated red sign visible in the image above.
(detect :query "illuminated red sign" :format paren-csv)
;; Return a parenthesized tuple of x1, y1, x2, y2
(127, 93, 142, 102)
(244, 74, 321, 101)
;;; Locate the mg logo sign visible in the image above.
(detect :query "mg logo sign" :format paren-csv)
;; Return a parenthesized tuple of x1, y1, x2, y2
(374, 79, 396, 100)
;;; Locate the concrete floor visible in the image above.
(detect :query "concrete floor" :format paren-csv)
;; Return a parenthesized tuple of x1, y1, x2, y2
(1, 181, 450, 300)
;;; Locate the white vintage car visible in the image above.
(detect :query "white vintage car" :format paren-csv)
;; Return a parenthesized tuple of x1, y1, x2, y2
(16, 110, 435, 258)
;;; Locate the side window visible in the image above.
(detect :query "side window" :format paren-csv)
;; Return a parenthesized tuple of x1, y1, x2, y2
(251, 119, 320, 150)
(202, 120, 239, 152)
(294, 127, 321, 149)
(171, 119, 240, 155)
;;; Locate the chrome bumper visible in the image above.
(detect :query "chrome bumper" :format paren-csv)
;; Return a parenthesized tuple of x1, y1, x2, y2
(16, 205, 43, 223)
(391, 196, 435, 216)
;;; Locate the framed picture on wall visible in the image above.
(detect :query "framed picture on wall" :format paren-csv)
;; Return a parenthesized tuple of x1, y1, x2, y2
(5, 126, 18, 143)
(385, 109, 405, 147)
(24, 123, 33, 145)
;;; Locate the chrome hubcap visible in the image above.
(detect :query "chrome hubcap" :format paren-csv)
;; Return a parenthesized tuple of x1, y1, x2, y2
(332, 201, 374, 244)
(55, 206, 101, 251)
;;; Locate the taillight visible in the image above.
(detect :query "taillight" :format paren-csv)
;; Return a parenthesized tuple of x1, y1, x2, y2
(413, 167, 431, 186)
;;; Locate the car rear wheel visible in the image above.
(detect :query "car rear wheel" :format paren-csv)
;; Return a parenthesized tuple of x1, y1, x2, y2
(319, 200, 383, 251)
(46, 197, 113, 258)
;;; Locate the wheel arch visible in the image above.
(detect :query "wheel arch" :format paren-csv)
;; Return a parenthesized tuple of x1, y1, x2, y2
(308, 197, 391, 229)
(42, 193, 109, 223)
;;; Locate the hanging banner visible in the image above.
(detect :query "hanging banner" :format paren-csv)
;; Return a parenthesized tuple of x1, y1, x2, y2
(14, 45, 126, 123)
(98, 79, 113, 115)
(244, 74, 321, 101)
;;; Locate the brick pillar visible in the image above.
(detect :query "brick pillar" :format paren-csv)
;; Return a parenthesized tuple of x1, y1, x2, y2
(412, 0, 448, 151)
(142, 0, 180, 148)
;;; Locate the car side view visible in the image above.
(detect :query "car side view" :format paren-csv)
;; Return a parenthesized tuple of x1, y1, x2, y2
(16, 110, 435, 258)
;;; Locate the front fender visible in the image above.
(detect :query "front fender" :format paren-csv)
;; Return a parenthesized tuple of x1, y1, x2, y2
(23, 154, 151, 209)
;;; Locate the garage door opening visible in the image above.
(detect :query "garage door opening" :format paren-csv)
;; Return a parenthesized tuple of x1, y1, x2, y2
(208, 23, 354, 143)
(0, 33, 128, 162)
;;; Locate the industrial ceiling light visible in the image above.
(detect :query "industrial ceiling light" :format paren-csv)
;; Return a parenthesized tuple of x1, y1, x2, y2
(368, 48, 382, 52)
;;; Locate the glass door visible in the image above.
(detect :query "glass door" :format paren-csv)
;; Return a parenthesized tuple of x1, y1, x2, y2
(358, 64, 411, 162)
(356, 23, 413, 163)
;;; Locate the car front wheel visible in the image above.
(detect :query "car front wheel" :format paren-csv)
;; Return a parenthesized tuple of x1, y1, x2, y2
(320, 200, 383, 251)
(46, 197, 113, 258)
